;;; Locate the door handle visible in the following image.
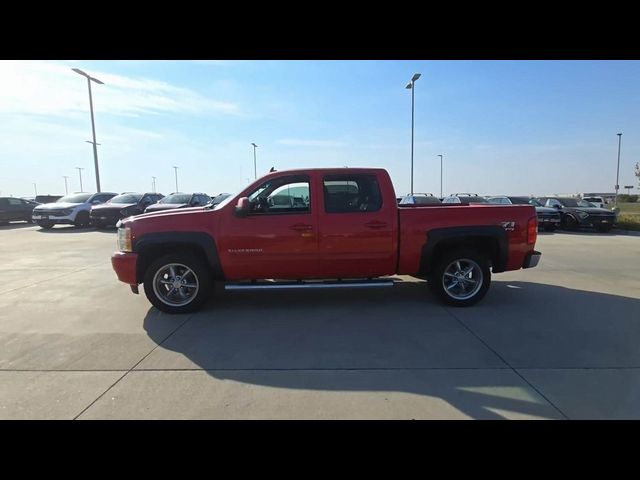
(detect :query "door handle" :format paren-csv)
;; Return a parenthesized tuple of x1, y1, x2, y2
(365, 220, 388, 229)
(290, 223, 313, 232)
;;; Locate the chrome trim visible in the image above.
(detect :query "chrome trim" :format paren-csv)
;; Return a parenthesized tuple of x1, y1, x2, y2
(225, 280, 395, 291)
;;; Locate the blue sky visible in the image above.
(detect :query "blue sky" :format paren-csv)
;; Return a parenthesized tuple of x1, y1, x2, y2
(1, 60, 639, 198)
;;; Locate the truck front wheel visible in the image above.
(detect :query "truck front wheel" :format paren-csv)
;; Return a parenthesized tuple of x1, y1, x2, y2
(428, 249, 491, 307)
(143, 253, 212, 314)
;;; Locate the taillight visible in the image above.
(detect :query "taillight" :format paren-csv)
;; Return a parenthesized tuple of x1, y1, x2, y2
(527, 216, 537, 244)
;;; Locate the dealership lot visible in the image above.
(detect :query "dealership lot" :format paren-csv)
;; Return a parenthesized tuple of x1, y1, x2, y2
(0, 223, 639, 419)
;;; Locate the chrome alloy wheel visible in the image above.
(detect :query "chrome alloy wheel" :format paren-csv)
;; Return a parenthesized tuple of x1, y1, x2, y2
(152, 263, 200, 307)
(441, 258, 484, 301)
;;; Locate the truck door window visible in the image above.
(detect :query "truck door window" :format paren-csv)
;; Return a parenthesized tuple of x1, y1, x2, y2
(323, 175, 383, 213)
(247, 175, 311, 215)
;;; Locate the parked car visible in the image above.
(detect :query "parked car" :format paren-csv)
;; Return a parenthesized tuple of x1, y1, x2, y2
(399, 193, 441, 205)
(0, 197, 39, 224)
(488, 196, 561, 232)
(536, 197, 617, 232)
(582, 196, 607, 209)
(442, 193, 489, 204)
(112, 167, 540, 314)
(32, 192, 118, 229)
(90, 192, 164, 228)
(211, 193, 231, 207)
(35, 194, 63, 204)
(144, 192, 211, 213)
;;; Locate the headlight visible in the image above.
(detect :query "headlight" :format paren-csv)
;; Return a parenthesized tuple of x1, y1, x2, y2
(576, 211, 589, 219)
(117, 227, 133, 252)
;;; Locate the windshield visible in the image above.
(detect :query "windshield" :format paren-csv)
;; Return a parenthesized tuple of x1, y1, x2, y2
(557, 198, 594, 207)
(529, 199, 544, 207)
(109, 194, 143, 204)
(56, 193, 92, 204)
(508, 197, 531, 205)
(159, 194, 191, 204)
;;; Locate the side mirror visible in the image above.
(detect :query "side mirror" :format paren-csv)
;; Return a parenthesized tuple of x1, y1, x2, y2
(235, 197, 250, 217)
(554, 204, 562, 209)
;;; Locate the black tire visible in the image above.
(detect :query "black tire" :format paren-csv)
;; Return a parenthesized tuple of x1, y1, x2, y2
(428, 249, 491, 307)
(562, 214, 578, 230)
(37, 221, 54, 229)
(143, 252, 212, 314)
(544, 225, 556, 232)
(74, 211, 90, 228)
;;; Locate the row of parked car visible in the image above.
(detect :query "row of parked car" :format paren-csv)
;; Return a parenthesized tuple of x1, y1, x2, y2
(397, 193, 617, 232)
(0, 192, 231, 229)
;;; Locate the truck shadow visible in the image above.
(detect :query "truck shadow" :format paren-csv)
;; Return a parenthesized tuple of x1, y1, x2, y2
(142, 281, 640, 419)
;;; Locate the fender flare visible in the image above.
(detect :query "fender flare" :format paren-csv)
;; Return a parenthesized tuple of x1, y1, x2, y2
(133, 231, 225, 280)
(419, 225, 509, 274)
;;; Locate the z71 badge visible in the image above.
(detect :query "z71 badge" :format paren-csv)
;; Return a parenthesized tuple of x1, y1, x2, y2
(501, 221, 516, 231)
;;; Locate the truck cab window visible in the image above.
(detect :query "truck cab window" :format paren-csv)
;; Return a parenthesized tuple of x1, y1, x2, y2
(247, 176, 310, 215)
(323, 175, 382, 213)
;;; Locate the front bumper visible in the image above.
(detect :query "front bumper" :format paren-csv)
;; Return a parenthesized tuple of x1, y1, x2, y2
(32, 213, 75, 224)
(523, 250, 541, 269)
(111, 251, 139, 285)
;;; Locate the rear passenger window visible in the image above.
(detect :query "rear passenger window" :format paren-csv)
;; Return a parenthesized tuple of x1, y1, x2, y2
(323, 175, 382, 213)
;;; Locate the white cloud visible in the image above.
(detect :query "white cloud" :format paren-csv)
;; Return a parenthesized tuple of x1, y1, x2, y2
(0, 60, 240, 118)
(276, 138, 346, 147)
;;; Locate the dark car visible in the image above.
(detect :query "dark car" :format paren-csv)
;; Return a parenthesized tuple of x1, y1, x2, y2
(211, 193, 231, 206)
(0, 197, 39, 224)
(488, 196, 561, 232)
(144, 192, 211, 213)
(536, 197, 617, 232)
(90, 192, 164, 228)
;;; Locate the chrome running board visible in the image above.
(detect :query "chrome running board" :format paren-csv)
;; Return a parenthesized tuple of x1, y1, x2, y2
(224, 279, 395, 291)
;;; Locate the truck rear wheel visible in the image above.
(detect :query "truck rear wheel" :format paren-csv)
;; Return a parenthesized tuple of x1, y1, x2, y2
(428, 249, 491, 307)
(143, 252, 212, 314)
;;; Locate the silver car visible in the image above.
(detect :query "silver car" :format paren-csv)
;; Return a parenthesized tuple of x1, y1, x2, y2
(32, 192, 117, 229)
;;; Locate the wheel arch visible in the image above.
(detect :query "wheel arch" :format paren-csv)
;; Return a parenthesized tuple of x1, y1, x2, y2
(419, 226, 508, 275)
(134, 231, 225, 283)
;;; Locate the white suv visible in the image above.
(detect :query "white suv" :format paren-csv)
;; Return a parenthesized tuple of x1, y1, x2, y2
(582, 196, 606, 209)
(32, 192, 117, 229)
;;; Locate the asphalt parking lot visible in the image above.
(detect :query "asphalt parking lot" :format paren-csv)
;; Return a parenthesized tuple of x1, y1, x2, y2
(0, 223, 639, 419)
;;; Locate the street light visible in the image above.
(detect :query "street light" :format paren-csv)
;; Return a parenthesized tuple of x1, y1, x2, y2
(152, 176, 157, 193)
(615, 133, 622, 207)
(406, 73, 421, 195)
(251, 143, 258, 180)
(437, 154, 443, 198)
(75, 167, 84, 192)
(173, 166, 179, 192)
(33, 183, 37, 196)
(72, 68, 104, 193)
(63, 176, 69, 195)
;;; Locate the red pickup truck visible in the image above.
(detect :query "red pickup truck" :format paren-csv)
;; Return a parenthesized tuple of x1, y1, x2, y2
(112, 168, 540, 313)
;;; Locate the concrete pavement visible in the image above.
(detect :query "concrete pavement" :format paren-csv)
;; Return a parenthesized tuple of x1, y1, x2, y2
(0, 223, 638, 419)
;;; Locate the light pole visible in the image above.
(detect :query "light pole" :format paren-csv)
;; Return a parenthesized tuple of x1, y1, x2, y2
(76, 167, 84, 192)
(33, 183, 37, 196)
(63, 176, 69, 195)
(437, 154, 443, 198)
(173, 166, 179, 192)
(152, 176, 157, 193)
(251, 143, 258, 180)
(405, 73, 421, 195)
(615, 133, 622, 207)
(72, 68, 104, 193)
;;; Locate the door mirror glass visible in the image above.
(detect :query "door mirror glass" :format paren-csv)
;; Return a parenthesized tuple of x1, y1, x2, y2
(235, 197, 250, 217)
